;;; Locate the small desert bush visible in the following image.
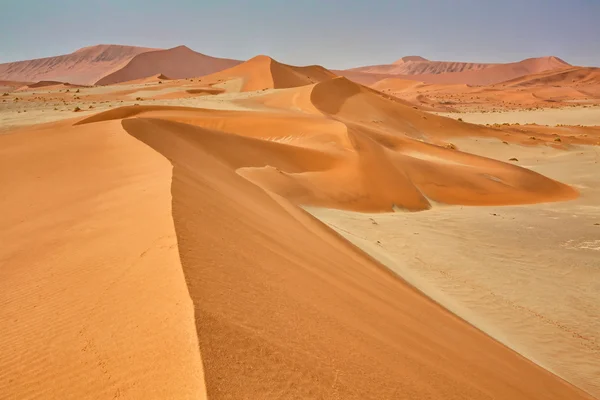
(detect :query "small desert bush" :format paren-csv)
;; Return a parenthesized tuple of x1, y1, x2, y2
(457, 117, 463, 122)
(554, 137, 562, 142)
(136, 97, 143, 101)
(2, 92, 8, 96)
(73, 106, 81, 112)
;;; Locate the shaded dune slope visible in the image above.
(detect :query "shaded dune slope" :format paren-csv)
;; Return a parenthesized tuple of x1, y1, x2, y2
(96, 46, 241, 85)
(120, 116, 591, 399)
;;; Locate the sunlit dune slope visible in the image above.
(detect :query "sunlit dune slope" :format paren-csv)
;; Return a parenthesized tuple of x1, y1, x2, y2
(199, 55, 337, 92)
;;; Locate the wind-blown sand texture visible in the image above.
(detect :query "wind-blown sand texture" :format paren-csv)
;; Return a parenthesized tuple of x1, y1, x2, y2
(1, 54, 598, 399)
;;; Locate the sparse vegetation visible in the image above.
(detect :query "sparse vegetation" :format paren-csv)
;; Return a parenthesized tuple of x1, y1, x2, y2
(554, 137, 562, 142)
(445, 143, 457, 150)
(75, 89, 80, 93)
(509, 157, 519, 161)
(2, 92, 9, 96)
(73, 106, 81, 112)
(457, 117, 463, 122)
(136, 97, 143, 101)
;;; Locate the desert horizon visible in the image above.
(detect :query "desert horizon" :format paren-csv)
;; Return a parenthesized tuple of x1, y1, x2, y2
(1, 1, 599, 399)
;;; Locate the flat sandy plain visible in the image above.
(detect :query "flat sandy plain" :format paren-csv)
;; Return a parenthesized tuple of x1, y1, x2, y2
(1, 62, 599, 399)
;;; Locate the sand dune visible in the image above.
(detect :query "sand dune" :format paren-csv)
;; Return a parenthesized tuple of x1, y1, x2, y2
(198, 55, 337, 92)
(347, 56, 495, 75)
(76, 80, 578, 213)
(119, 114, 589, 399)
(498, 66, 600, 88)
(0, 80, 34, 92)
(0, 44, 156, 85)
(402, 56, 571, 86)
(339, 56, 571, 86)
(96, 46, 241, 86)
(1, 52, 598, 399)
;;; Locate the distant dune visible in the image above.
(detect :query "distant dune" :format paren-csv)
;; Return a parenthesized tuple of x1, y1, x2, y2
(497, 66, 600, 87)
(199, 55, 337, 92)
(96, 46, 241, 86)
(339, 56, 571, 86)
(0, 45, 157, 85)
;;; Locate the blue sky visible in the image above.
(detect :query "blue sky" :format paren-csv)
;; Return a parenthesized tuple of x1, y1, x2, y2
(1, 0, 599, 68)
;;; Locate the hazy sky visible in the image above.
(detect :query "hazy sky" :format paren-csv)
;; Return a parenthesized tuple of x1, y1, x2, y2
(1, 0, 599, 68)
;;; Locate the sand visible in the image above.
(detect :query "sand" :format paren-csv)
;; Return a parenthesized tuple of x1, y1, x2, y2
(439, 106, 600, 126)
(95, 46, 241, 86)
(0, 45, 157, 85)
(0, 53, 598, 399)
(0, 120, 207, 399)
(338, 56, 570, 86)
(308, 139, 600, 398)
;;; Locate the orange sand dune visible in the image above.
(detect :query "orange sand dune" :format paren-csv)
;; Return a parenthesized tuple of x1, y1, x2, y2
(96, 46, 241, 86)
(0, 45, 156, 85)
(198, 55, 337, 92)
(78, 84, 577, 212)
(118, 113, 588, 399)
